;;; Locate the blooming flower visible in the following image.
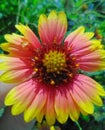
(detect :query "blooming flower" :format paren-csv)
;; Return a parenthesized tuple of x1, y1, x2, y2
(0, 10, 105, 125)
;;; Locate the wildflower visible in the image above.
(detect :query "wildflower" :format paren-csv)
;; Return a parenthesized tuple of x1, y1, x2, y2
(0, 11, 105, 125)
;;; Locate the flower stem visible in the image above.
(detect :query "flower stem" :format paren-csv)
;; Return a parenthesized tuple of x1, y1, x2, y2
(75, 121, 82, 130)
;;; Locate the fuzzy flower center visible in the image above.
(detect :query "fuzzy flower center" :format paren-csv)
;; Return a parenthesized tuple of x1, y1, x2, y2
(43, 50, 66, 73)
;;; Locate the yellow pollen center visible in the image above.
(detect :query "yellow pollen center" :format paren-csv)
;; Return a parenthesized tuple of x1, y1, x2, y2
(43, 50, 66, 72)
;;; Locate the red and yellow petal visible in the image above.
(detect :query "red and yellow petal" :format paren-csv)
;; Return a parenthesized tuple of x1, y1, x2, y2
(0, 55, 33, 83)
(1, 33, 35, 57)
(70, 83, 94, 114)
(65, 26, 85, 46)
(0, 42, 35, 57)
(69, 74, 105, 115)
(24, 84, 47, 122)
(38, 10, 67, 45)
(66, 88, 80, 121)
(15, 24, 41, 49)
(5, 79, 36, 115)
(12, 86, 35, 115)
(45, 87, 56, 125)
(65, 27, 94, 52)
(5, 80, 46, 122)
(0, 55, 32, 71)
(65, 26, 105, 71)
(77, 50, 105, 71)
(0, 69, 32, 83)
(55, 87, 69, 124)
(78, 74, 105, 97)
(4, 33, 23, 45)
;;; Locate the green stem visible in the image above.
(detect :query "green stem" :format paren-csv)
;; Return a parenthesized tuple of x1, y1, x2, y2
(16, 0, 21, 24)
(75, 121, 82, 130)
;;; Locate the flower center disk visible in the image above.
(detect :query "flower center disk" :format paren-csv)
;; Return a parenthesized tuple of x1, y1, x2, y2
(43, 50, 66, 73)
(33, 45, 78, 86)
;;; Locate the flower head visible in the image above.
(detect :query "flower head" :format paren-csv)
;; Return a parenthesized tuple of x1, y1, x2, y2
(0, 10, 105, 125)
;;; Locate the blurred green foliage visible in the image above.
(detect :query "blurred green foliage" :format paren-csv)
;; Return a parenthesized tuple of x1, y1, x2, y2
(0, 0, 105, 130)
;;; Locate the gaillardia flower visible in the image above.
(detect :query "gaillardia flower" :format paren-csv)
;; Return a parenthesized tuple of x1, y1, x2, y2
(0, 11, 105, 125)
